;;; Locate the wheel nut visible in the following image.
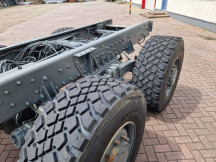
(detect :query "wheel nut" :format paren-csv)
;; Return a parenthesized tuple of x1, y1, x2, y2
(114, 140, 119, 145)
(121, 136, 129, 142)
(106, 153, 110, 158)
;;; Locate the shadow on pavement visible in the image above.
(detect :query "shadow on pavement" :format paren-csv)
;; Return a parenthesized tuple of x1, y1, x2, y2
(146, 84, 202, 124)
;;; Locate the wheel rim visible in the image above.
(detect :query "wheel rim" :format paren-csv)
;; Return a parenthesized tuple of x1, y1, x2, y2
(166, 59, 179, 96)
(100, 122, 136, 162)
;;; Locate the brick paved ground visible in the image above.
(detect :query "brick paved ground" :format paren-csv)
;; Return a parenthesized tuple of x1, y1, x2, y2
(1, 1, 216, 162)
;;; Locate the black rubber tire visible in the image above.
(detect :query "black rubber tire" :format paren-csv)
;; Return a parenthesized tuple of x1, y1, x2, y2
(131, 36, 184, 112)
(0, 45, 6, 48)
(19, 76, 147, 162)
(51, 27, 74, 35)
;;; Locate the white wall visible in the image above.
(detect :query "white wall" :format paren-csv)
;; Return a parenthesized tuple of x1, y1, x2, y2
(145, 0, 155, 10)
(126, 0, 141, 5)
(134, 0, 142, 5)
(167, 0, 216, 23)
(155, 0, 162, 10)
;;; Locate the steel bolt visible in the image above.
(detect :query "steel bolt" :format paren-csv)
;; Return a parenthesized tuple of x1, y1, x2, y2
(16, 81, 22, 85)
(4, 91, 9, 95)
(66, 65, 71, 68)
(59, 68, 63, 72)
(10, 103, 15, 107)
(35, 90, 39, 94)
(25, 102, 30, 106)
(30, 79, 35, 82)
(43, 76, 48, 81)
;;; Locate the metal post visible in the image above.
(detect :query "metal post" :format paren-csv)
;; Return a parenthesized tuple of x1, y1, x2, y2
(129, 0, 131, 14)
(141, 0, 145, 9)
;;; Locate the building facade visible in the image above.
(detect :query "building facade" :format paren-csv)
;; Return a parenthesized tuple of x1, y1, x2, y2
(128, 0, 216, 33)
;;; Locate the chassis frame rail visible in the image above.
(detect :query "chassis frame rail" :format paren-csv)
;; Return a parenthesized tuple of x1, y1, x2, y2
(0, 19, 152, 123)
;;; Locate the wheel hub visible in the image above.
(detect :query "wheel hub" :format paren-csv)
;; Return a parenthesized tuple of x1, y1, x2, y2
(106, 133, 130, 162)
(166, 59, 179, 96)
(101, 122, 136, 162)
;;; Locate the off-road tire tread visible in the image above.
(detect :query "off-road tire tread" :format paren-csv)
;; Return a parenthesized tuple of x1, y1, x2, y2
(19, 76, 140, 162)
(131, 36, 183, 112)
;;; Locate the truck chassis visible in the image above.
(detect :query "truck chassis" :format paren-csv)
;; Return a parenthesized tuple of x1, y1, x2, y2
(0, 19, 184, 162)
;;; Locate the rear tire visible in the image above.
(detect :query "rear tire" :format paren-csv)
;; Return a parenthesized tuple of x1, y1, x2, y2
(19, 76, 147, 162)
(131, 36, 184, 112)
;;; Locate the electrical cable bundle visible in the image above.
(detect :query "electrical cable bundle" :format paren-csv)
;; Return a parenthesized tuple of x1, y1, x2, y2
(0, 32, 99, 74)
(0, 41, 65, 74)
(13, 41, 63, 62)
(0, 60, 27, 73)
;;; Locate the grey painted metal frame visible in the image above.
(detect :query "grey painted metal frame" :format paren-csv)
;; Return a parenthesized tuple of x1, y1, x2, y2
(0, 19, 152, 123)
